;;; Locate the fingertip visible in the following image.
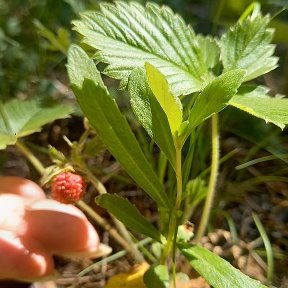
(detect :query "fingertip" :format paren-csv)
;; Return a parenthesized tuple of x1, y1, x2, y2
(29, 199, 86, 219)
(0, 232, 54, 280)
(85, 222, 100, 252)
(24, 204, 100, 254)
(60, 243, 112, 259)
(0, 177, 46, 200)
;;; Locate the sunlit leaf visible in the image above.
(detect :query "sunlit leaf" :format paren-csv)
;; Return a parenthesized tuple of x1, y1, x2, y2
(144, 264, 170, 288)
(145, 62, 182, 135)
(97, 194, 165, 243)
(220, 14, 278, 81)
(67, 45, 170, 208)
(128, 68, 176, 166)
(196, 35, 220, 69)
(179, 243, 268, 288)
(230, 85, 288, 129)
(0, 98, 73, 150)
(185, 69, 246, 139)
(73, 1, 210, 96)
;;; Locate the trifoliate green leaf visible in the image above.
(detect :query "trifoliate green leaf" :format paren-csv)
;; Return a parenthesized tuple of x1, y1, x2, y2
(73, 1, 210, 96)
(196, 35, 220, 69)
(220, 14, 278, 81)
(229, 85, 288, 129)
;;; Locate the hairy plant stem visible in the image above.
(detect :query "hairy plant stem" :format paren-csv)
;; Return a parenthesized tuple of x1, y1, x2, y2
(78, 162, 144, 263)
(160, 139, 183, 268)
(15, 140, 46, 176)
(195, 114, 219, 243)
(76, 200, 144, 263)
(79, 162, 108, 196)
(15, 140, 144, 263)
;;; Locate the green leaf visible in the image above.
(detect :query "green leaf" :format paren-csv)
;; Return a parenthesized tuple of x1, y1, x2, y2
(179, 243, 268, 288)
(220, 14, 278, 81)
(97, 194, 164, 243)
(66, 44, 105, 89)
(0, 134, 16, 150)
(128, 68, 176, 167)
(183, 178, 207, 207)
(229, 86, 288, 129)
(185, 69, 246, 138)
(144, 264, 170, 288)
(145, 62, 182, 135)
(196, 35, 220, 69)
(236, 84, 270, 97)
(73, 1, 211, 96)
(0, 98, 73, 150)
(34, 20, 69, 54)
(84, 136, 105, 157)
(67, 45, 170, 208)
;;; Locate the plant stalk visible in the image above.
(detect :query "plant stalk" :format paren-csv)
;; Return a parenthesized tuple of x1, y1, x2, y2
(79, 162, 108, 195)
(15, 140, 46, 175)
(160, 139, 183, 265)
(77, 200, 144, 263)
(195, 114, 220, 243)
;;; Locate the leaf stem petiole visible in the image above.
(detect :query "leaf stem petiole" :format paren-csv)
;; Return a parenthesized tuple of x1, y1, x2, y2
(195, 114, 219, 243)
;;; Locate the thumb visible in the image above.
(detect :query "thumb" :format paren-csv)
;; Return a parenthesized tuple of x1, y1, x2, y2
(0, 231, 54, 281)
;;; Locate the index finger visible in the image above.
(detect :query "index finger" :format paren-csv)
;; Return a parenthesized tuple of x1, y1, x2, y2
(0, 177, 46, 200)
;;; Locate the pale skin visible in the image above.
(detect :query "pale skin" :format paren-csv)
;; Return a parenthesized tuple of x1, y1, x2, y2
(0, 176, 99, 281)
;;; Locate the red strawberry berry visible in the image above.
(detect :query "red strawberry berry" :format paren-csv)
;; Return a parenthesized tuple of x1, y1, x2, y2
(51, 172, 86, 204)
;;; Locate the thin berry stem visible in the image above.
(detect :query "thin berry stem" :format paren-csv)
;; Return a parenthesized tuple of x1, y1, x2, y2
(77, 200, 144, 263)
(15, 140, 46, 175)
(79, 162, 144, 263)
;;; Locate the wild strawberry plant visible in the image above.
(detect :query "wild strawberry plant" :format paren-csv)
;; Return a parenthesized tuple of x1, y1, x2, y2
(66, 1, 288, 288)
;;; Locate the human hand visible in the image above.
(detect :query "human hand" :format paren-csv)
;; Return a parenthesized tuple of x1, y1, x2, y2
(0, 176, 100, 281)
